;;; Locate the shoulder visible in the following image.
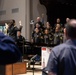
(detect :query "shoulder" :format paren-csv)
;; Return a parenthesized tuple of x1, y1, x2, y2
(52, 43, 69, 57)
(53, 42, 70, 50)
(22, 36, 25, 39)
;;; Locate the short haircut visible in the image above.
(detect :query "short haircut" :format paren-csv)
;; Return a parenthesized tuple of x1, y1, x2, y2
(12, 20, 15, 23)
(65, 19, 76, 38)
(17, 29, 21, 32)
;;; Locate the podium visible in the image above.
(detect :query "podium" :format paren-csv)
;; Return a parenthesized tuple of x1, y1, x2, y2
(0, 62, 26, 75)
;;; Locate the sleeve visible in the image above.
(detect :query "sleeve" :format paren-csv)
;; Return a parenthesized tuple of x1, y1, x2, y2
(46, 50, 58, 74)
(0, 33, 21, 65)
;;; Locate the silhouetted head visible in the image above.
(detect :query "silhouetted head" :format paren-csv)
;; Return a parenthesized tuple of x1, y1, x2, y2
(64, 19, 76, 39)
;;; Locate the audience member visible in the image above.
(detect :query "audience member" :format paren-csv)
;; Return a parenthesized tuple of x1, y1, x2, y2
(47, 19, 76, 75)
(0, 32, 21, 64)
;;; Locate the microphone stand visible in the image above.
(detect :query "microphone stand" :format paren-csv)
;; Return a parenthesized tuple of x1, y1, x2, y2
(32, 59, 35, 75)
(31, 54, 38, 75)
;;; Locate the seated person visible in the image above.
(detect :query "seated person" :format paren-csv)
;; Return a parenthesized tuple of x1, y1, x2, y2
(16, 30, 26, 56)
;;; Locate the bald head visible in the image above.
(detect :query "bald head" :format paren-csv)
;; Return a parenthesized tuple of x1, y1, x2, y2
(65, 19, 76, 38)
(67, 19, 76, 27)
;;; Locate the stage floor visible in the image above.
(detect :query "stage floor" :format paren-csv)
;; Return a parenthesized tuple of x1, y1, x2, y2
(18, 65, 42, 75)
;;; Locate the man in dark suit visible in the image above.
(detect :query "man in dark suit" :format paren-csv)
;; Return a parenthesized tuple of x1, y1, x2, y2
(46, 19, 76, 75)
(0, 32, 21, 65)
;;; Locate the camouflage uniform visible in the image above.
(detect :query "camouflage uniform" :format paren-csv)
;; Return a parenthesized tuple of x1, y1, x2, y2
(31, 32, 43, 43)
(53, 32, 63, 45)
